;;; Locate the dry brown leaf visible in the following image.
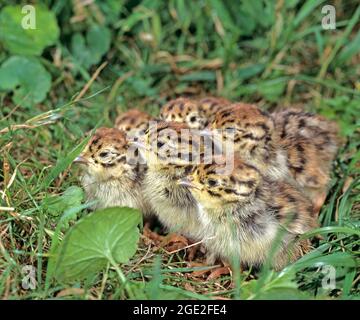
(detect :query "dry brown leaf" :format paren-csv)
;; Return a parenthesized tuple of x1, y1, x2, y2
(206, 266, 231, 281)
(160, 233, 189, 248)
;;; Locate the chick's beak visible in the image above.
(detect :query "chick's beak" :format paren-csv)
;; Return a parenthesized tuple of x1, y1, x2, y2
(73, 156, 88, 165)
(177, 176, 200, 190)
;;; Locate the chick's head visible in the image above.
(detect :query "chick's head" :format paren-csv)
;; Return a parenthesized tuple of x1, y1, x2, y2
(197, 97, 231, 119)
(115, 108, 153, 137)
(159, 98, 207, 130)
(208, 103, 276, 160)
(138, 121, 200, 177)
(75, 127, 138, 182)
(181, 158, 262, 209)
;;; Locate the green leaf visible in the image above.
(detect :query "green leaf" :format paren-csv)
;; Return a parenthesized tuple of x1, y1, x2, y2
(71, 25, 111, 69)
(54, 207, 142, 282)
(42, 186, 84, 229)
(0, 5, 59, 56)
(0, 56, 51, 107)
(42, 186, 84, 217)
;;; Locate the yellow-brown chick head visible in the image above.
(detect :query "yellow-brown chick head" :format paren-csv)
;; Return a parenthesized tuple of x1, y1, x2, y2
(180, 157, 261, 209)
(115, 109, 154, 138)
(74, 127, 137, 182)
(207, 103, 276, 160)
(136, 121, 200, 176)
(159, 98, 207, 130)
(197, 97, 231, 120)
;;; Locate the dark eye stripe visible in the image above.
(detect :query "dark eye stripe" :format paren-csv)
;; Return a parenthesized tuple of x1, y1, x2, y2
(242, 133, 265, 141)
(208, 190, 221, 197)
(101, 162, 116, 168)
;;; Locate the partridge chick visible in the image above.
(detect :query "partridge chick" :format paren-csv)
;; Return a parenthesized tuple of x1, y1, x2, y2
(208, 103, 289, 180)
(179, 158, 318, 270)
(209, 103, 340, 214)
(135, 121, 204, 239)
(74, 127, 151, 215)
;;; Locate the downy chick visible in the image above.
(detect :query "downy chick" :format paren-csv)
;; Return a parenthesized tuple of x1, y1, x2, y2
(208, 103, 340, 214)
(74, 127, 151, 215)
(179, 158, 318, 270)
(134, 121, 204, 239)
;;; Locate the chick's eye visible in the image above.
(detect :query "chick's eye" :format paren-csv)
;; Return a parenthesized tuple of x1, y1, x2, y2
(207, 179, 217, 187)
(99, 151, 109, 158)
(225, 127, 235, 132)
(190, 116, 197, 122)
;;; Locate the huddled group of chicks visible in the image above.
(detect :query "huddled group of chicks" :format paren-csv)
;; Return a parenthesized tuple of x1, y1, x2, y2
(73, 97, 340, 271)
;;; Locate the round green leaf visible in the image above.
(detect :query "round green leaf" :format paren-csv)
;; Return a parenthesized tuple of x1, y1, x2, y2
(0, 5, 59, 56)
(54, 207, 142, 282)
(71, 25, 111, 68)
(0, 56, 51, 107)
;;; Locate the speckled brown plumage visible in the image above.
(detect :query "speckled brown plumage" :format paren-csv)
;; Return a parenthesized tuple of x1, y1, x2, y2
(139, 121, 204, 239)
(273, 108, 341, 213)
(181, 158, 317, 270)
(115, 108, 154, 138)
(209, 103, 288, 180)
(74, 127, 151, 215)
(209, 103, 341, 214)
(159, 97, 231, 129)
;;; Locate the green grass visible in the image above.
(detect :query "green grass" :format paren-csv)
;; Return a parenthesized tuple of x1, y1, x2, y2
(0, 0, 359, 300)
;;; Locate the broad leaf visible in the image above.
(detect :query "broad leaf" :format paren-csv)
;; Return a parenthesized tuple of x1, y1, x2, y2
(55, 207, 142, 282)
(0, 5, 59, 55)
(42, 186, 84, 229)
(71, 25, 111, 69)
(0, 56, 51, 107)
(43, 186, 84, 216)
